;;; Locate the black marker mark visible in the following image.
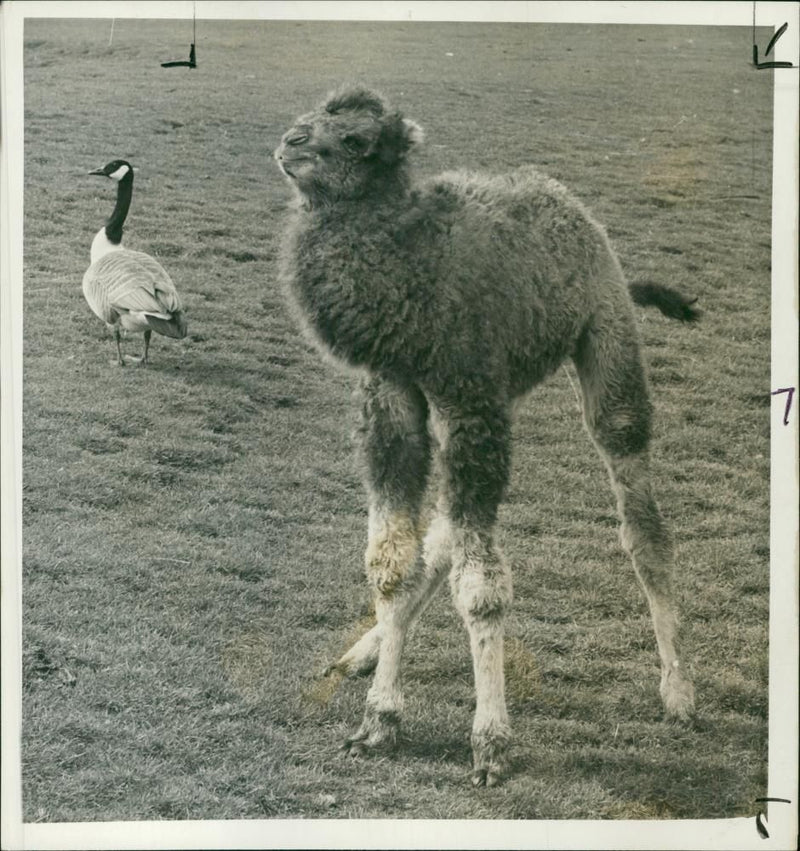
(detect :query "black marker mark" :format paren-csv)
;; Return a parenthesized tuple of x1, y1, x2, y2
(161, 2, 197, 69)
(771, 387, 795, 426)
(754, 798, 793, 839)
(162, 43, 197, 69)
(752, 18, 796, 69)
(765, 22, 789, 57)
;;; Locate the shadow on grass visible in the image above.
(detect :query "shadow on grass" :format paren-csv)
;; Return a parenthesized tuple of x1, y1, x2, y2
(502, 706, 767, 820)
(394, 725, 474, 770)
(176, 352, 309, 425)
(564, 746, 759, 819)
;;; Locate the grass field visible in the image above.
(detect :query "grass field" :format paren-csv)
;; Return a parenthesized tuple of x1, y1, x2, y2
(20, 18, 773, 822)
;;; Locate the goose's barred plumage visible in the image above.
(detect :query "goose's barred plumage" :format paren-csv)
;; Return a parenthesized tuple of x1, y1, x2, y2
(83, 160, 187, 365)
(83, 250, 187, 336)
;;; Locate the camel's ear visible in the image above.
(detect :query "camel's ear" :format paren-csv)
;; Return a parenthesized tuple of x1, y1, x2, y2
(369, 114, 424, 164)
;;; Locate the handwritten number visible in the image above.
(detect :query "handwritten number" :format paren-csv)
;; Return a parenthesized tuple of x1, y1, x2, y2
(771, 387, 795, 426)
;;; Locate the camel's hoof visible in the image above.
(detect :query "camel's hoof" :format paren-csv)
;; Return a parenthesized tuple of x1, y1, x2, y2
(323, 661, 361, 680)
(471, 730, 510, 788)
(341, 710, 399, 757)
(341, 734, 394, 759)
(471, 767, 504, 788)
(661, 665, 696, 723)
(342, 738, 369, 758)
(324, 655, 378, 680)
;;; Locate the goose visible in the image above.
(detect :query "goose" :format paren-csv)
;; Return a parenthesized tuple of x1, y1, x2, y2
(83, 159, 188, 365)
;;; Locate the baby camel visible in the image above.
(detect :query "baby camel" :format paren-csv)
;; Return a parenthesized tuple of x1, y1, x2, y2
(274, 85, 696, 787)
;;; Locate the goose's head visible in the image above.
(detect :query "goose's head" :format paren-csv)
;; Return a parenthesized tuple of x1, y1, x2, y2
(88, 159, 135, 263)
(88, 160, 133, 181)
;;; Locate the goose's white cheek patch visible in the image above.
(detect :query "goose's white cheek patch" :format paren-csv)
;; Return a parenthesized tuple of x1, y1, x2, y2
(109, 165, 130, 181)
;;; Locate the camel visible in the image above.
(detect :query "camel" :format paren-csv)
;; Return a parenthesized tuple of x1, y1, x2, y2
(274, 85, 696, 786)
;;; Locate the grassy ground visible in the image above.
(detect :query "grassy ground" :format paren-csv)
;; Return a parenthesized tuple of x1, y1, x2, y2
(21, 19, 772, 821)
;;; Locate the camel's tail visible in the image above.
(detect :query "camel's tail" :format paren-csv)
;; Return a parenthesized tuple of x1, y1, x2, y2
(628, 283, 700, 323)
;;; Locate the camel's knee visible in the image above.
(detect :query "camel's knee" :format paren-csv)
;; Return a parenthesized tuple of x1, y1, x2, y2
(450, 531, 513, 623)
(590, 404, 652, 458)
(365, 509, 420, 598)
(620, 513, 673, 573)
(422, 514, 453, 577)
(601, 453, 671, 558)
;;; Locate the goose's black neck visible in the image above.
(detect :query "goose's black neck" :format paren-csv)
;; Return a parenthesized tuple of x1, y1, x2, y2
(105, 170, 133, 245)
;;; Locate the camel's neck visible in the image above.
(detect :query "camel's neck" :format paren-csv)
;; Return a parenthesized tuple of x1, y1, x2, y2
(282, 183, 430, 376)
(300, 168, 412, 214)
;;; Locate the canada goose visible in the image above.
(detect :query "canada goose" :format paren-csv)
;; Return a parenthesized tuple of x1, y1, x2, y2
(83, 159, 187, 365)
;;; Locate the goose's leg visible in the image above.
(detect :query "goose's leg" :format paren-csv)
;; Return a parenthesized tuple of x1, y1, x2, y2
(141, 329, 152, 366)
(342, 376, 431, 755)
(113, 325, 125, 366)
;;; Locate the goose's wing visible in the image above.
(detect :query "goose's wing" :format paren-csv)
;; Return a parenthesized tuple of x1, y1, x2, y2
(123, 250, 184, 314)
(82, 249, 182, 323)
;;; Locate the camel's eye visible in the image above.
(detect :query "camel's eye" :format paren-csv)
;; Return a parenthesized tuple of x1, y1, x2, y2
(343, 134, 369, 155)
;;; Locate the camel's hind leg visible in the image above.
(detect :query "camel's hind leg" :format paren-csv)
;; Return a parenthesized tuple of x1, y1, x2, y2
(328, 512, 452, 679)
(341, 376, 433, 755)
(572, 307, 695, 721)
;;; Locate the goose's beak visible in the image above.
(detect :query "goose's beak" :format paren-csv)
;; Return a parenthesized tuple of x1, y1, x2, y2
(88, 167, 106, 176)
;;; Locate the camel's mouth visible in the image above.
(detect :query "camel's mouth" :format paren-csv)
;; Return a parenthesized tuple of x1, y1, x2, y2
(277, 155, 314, 180)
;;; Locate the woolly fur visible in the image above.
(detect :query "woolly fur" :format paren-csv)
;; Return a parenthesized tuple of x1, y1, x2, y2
(274, 86, 695, 783)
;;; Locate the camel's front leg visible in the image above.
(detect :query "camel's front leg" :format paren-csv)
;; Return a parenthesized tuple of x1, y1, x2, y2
(440, 400, 514, 786)
(344, 508, 420, 754)
(451, 527, 513, 786)
(341, 377, 431, 755)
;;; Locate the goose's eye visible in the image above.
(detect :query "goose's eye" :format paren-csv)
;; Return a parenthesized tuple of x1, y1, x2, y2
(343, 134, 368, 154)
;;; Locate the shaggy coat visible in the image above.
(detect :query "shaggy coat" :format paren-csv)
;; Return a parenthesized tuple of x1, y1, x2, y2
(275, 85, 695, 787)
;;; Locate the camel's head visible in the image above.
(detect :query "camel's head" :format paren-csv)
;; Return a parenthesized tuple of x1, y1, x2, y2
(274, 86, 424, 204)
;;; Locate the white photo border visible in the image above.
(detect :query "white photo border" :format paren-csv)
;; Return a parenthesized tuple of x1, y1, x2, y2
(2, 2, 797, 849)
